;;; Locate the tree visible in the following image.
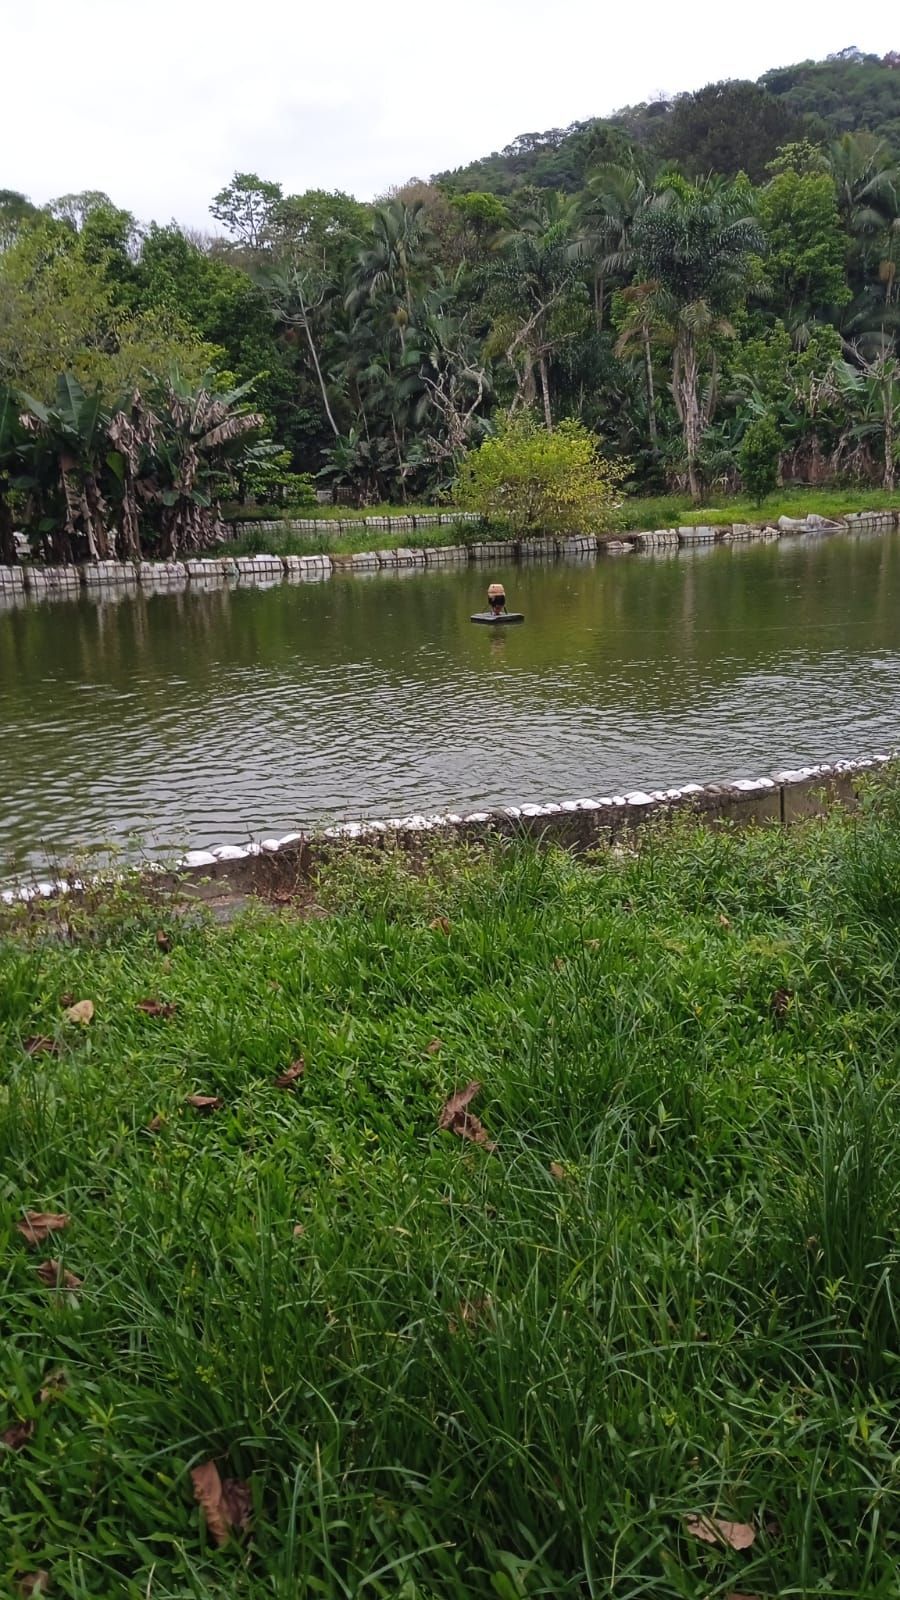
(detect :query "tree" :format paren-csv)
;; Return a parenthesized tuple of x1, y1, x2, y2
(658, 80, 801, 184)
(210, 173, 283, 252)
(756, 169, 851, 320)
(632, 176, 765, 500)
(739, 413, 782, 502)
(456, 412, 626, 537)
(492, 192, 585, 429)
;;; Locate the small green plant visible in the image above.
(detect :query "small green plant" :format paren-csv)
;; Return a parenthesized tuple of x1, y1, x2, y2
(456, 411, 628, 537)
(739, 413, 783, 505)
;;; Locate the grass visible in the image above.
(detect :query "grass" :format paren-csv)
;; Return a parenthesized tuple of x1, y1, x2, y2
(222, 487, 900, 561)
(2, 782, 900, 1597)
(225, 521, 478, 560)
(612, 485, 900, 532)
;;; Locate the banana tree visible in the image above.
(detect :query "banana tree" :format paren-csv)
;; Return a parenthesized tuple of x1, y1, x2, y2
(18, 375, 111, 563)
(0, 385, 27, 564)
(150, 373, 264, 556)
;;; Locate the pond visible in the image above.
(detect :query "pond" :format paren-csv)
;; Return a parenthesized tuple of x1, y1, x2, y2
(2, 530, 900, 875)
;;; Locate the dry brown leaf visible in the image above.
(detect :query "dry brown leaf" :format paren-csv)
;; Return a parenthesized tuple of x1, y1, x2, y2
(439, 1082, 497, 1152)
(769, 988, 792, 1021)
(35, 1260, 81, 1292)
(425, 1038, 443, 1054)
(274, 1059, 305, 1088)
(16, 1211, 70, 1248)
(1, 1419, 35, 1450)
(718, 913, 731, 929)
(549, 1161, 567, 1181)
(58, 992, 75, 1009)
(185, 1094, 223, 1112)
(135, 999, 178, 1018)
(145, 1113, 165, 1133)
(156, 929, 171, 952)
(429, 916, 451, 934)
(191, 1459, 251, 1546)
(449, 1294, 493, 1332)
(685, 1515, 756, 1551)
(292, 1223, 305, 1237)
(18, 1574, 50, 1597)
(24, 1036, 59, 1058)
(63, 999, 94, 1025)
(38, 1369, 67, 1405)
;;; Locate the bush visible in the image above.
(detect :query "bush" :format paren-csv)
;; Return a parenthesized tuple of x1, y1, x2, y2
(456, 412, 627, 537)
(739, 414, 783, 505)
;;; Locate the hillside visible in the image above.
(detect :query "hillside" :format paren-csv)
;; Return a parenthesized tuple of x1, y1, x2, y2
(435, 47, 900, 193)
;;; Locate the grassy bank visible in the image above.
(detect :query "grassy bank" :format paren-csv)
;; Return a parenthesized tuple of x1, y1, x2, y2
(221, 487, 899, 561)
(2, 788, 900, 1596)
(225, 520, 477, 559)
(613, 484, 900, 532)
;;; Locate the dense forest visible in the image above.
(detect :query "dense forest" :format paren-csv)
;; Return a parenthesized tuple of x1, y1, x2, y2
(2, 46, 900, 561)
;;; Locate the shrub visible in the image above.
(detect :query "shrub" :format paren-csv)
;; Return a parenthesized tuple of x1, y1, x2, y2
(456, 412, 627, 537)
(739, 414, 783, 505)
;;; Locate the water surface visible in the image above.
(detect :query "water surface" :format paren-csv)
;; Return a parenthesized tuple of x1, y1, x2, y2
(2, 532, 899, 872)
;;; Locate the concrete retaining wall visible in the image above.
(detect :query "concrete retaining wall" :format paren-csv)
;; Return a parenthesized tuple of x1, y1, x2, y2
(4, 754, 894, 906)
(3, 507, 898, 602)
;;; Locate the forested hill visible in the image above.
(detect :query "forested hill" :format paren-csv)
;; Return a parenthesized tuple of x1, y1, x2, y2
(436, 47, 900, 193)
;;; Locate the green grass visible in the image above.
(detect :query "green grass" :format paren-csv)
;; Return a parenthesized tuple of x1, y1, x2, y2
(613, 485, 900, 532)
(225, 521, 478, 559)
(3, 785, 900, 1597)
(222, 488, 900, 561)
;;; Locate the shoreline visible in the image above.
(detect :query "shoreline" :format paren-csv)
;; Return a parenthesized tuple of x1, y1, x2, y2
(1, 506, 897, 603)
(3, 751, 894, 906)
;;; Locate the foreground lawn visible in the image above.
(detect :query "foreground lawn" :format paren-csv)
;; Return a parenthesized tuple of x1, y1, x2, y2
(2, 796, 900, 1597)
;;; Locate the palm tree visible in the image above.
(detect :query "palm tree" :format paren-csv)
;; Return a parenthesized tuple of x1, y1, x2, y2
(826, 133, 900, 300)
(494, 192, 583, 429)
(347, 200, 432, 332)
(579, 161, 651, 327)
(632, 177, 765, 500)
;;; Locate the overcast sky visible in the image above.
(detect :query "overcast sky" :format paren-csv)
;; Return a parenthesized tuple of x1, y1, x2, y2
(4, 1, 896, 230)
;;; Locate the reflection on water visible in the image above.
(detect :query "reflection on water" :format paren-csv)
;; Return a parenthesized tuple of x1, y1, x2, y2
(1, 532, 899, 872)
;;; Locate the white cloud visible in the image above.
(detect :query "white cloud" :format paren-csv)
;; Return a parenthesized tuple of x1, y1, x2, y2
(3, 0, 895, 227)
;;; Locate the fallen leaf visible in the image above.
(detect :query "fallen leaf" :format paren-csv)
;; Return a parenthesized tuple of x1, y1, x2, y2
(425, 1038, 443, 1054)
(63, 999, 94, 1025)
(155, 929, 171, 952)
(439, 1082, 497, 1153)
(448, 1294, 493, 1332)
(718, 913, 731, 929)
(292, 1223, 305, 1237)
(549, 1161, 567, 1181)
(58, 992, 75, 1009)
(135, 999, 178, 1018)
(18, 1574, 50, 1597)
(16, 1211, 70, 1248)
(1, 1419, 35, 1450)
(35, 1260, 82, 1291)
(38, 1369, 67, 1405)
(145, 1113, 165, 1133)
(429, 916, 451, 934)
(185, 1094, 223, 1112)
(24, 1036, 59, 1057)
(191, 1459, 251, 1546)
(685, 1515, 756, 1551)
(274, 1059, 305, 1088)
(769, 988, 792, 1021)
(553, 956, 567, 971)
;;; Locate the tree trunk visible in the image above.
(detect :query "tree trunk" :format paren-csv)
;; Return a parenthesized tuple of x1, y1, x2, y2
(296, 282, 341, 440)
(643, 326, 657, 450)
(884, 376, 895, 491)
(538, 353, 553, 432)
(674, 333, 702, 503)
(0, 492, 16, 564)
